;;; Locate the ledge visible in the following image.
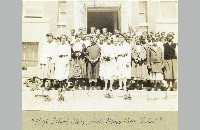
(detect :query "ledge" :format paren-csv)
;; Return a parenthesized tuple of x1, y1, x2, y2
(22, 17, 50, 23)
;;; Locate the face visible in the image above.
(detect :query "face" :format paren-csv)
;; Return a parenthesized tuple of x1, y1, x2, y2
(107, 38, 112, 45)
(155, 37, 160, 42)
(103, 29, 107, 34)
(113, 39, 119, 45)
(152, 40, 157, 46)
(116, 31, 119, 36)
(71, 30, 75, 35)
(61, 36, 66, 43)
(161, 33, 165, 37)
(91, 29, 94, 33)
(119, 36, 124, 43)
(46, 36, 53, 42)
(96, 30, 100, 34)
(86, 36, 90, 40)
(135, 37, 140, 45)
(100, 36, 105, 41)
(79, 29, 83, 34)
(148, 37, 153, 42)
(76, 37, 81, 42)
(92, 39, 97, 45)
(167, 35, 173, 42)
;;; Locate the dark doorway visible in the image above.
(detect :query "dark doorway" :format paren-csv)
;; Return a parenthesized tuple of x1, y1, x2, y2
(87, 11, 118, 34)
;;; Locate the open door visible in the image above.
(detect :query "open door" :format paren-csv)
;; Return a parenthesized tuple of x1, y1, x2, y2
(87, 12, 118, 33)
(87, 6, 120, 34)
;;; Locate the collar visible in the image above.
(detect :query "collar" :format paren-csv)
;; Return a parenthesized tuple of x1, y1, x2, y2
(168, 41, 173, 45)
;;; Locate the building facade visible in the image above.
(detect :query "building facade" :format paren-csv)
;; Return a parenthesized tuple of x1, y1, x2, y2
(22, 0, 178, 69)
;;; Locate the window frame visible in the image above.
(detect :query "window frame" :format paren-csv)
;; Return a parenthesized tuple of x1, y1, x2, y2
(57, 1, 67, 25)
(22, 0, 44, 18)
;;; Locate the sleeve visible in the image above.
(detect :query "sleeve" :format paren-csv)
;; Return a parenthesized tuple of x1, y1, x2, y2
(68, 45, 72, 60)
(97, 45, 101, 60)
(85, 47, 90, 61)
(126, 44, 131, 63)
(146, 45, 150, 63)
(160, 43, 165, 60)
(82, 43, 87, 58)
(131, 45, 136, 60)
(147, 47, 151, 64)
(161, 49, 164, 67)
(71, 45, 75, 59)
(140, 47, 146, 60)
(175, 44, 178, 58)
(101, 46, 105, 58)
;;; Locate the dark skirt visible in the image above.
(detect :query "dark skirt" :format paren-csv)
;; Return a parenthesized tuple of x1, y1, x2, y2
(69, 58, 87, 78)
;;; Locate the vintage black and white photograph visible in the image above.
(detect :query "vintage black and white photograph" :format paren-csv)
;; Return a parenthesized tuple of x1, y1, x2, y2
(22, 0, 178, 111)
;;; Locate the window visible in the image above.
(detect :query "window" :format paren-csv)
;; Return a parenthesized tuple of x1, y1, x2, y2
(58, 1, 67, 25)
(23, 1, 44, 18)
(160, 1, 178, 18)
(139, 1, 147, 23)
(22, 42, 39, 68)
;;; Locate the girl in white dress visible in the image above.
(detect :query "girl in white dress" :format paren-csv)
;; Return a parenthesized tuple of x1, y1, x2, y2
(39, 33, 57, 89)
(117, 35, 131, 90)
(99, 36, 108, 80)
(54, 34, 71, 89)
(101, 37, 118, 90)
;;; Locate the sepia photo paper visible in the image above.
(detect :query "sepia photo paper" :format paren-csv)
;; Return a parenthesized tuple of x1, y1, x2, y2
(22, 0, 178, 129)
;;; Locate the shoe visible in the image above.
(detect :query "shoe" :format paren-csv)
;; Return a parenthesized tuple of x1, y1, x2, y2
(157, 88, 161, 91)
(78, 86, 83, 90)
(103, 87, 107, 90)
(70, 87, 75, 91)
(109, 87, 113, 91)
(93, 86, 97, 90)
(118, 87, 123, 90)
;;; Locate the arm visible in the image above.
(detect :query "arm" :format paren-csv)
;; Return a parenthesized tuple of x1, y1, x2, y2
(147, 48, 151, 67)
(94, 46, 101, 62)
(85, 47, 91, 61)
(131, 46, 136, 61)
(68, 45, 72, 61)
(140, 47, 146, 61)
(175, 44, 178, 58)
(126, 44, 131, 64)
(161, 50, 164, 67)
(146, 46, 150, 65)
